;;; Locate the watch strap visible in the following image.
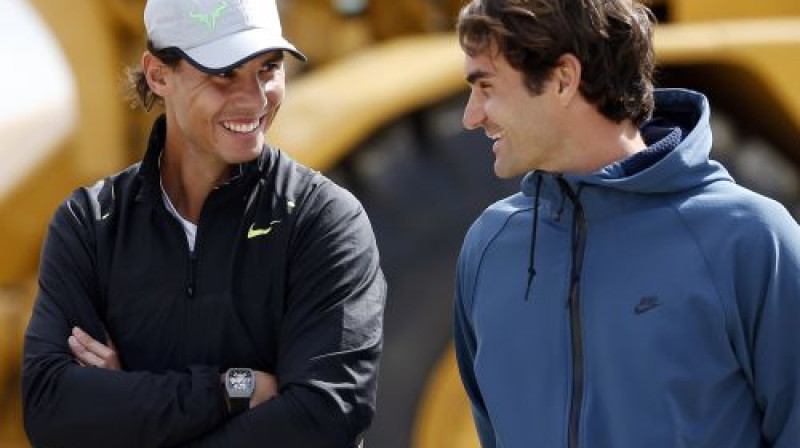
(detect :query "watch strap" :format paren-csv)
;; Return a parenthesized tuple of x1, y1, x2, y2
(229, 396, 249, 415)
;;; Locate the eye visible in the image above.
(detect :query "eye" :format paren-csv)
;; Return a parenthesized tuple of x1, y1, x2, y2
(263, 61, 282, 72)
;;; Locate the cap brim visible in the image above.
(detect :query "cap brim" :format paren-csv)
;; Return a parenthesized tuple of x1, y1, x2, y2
(183, 28, 307, 73)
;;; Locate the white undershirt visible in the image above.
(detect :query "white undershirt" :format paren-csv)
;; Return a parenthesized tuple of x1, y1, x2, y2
(159, 155, 197, 251)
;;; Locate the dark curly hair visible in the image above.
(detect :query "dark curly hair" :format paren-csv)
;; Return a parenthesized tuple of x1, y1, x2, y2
(126, 41, 183, 111)
(458, 0, 656, 126)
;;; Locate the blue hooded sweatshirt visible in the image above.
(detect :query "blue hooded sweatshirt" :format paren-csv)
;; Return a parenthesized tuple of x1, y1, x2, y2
(454, 89, 800, 448)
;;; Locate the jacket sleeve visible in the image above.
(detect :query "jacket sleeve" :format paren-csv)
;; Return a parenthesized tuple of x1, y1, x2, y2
(453, 225, 497, 448)
(181, 180, 386, 448)
(730, 205, 800, 448)
(22, 192, 228, 448)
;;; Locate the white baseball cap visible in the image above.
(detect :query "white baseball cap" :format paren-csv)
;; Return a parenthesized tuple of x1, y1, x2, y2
(144, 0, 306, 73)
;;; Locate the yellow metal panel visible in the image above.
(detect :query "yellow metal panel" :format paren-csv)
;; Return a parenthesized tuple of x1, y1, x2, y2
(0, 0, 136, 285)
(0, 396, 28, 448)
(0, 283, 32, 448)
(656, 19, 800, 130)
(667, 0, 800, 23)
(412, 345, 480, 448)
(27, 0, 129, 178)
(0, 142, 81, 285)
(0, 103, 76, 206)
(0, 292, 20, 397)
(273, 19, 800, 171)
(269, 34, 466, 171)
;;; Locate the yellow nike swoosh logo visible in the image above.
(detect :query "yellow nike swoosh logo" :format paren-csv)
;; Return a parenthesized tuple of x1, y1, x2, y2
(247, 220, 281, 239)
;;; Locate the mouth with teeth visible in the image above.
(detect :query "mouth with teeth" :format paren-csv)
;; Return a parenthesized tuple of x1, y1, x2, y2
(221, 116, 264, 134)
(488, 131, 504, 141)
(488, 130, 505, 152)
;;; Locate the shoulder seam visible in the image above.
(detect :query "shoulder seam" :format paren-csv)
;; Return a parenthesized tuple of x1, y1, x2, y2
(666, 198, 731, 335)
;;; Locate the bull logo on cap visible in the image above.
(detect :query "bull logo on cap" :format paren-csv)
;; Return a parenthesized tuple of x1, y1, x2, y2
(189, 0, 229, 30)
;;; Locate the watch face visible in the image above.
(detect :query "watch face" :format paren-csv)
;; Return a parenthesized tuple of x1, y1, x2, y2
(227, 369, 254, 396)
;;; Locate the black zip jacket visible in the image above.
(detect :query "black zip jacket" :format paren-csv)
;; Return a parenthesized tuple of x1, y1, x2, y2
(22, 116, 386, 448)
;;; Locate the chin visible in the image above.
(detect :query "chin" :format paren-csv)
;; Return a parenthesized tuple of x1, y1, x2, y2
(227, 146, 263, 164)
(493, 162, 519, 179)
(493, 170, 516, 180)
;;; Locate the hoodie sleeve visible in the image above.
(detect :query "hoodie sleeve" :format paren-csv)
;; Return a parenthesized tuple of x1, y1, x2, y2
(22, 191, 227, 448)
(179, 180, 386, 448)
(453, 222, 497, 448)
(729, 204, 800, 448)
(691, 193, 800, 448)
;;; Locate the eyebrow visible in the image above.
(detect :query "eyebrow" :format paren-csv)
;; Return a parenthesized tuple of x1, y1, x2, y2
(466, 70, 491, 85)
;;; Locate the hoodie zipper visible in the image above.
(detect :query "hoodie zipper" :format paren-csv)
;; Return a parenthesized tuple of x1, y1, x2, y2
(558, 179, 587, 448)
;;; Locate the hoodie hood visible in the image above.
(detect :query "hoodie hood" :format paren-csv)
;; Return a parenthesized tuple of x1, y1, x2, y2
(521, 88, 733, 197)
(516, 88, 734, 300)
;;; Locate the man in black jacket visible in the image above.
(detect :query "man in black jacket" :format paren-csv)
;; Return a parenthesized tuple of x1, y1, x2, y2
(21, 1, 386, 447)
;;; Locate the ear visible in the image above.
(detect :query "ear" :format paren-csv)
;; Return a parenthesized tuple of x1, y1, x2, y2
(142, 51, 170, 97)
(553, 53, 581, 104)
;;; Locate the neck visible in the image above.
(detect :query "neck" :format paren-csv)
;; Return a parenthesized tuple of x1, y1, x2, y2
(159, 143, 230, 224)
(568, 104, 647, 174)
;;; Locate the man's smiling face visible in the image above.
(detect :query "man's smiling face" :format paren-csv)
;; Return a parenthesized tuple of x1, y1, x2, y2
(462, 45, 566, 178)
(161, 51, 286, 166)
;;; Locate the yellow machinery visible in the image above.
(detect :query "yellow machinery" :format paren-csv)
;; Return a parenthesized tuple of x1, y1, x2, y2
(1, 1, 799, 447)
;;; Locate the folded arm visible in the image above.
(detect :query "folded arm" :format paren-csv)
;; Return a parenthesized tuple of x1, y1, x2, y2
(22, 196, 228, 448)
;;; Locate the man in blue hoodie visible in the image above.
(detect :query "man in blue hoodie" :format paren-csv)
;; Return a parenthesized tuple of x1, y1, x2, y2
(454, 1, 800, 447)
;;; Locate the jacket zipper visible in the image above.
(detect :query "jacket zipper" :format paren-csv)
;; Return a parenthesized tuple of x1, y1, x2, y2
(566, 190, 587, 448)
(186, 250, 197, 298)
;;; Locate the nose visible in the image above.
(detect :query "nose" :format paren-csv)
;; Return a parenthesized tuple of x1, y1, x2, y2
(234, 72, 270, 109)
(462, 90, 485, 130)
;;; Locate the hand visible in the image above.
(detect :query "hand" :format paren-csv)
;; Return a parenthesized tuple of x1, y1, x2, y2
(67, 326, 121, 370)
(251, 370, 278, 408)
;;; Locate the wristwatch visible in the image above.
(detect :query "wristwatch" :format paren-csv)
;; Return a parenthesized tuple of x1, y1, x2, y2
(224, 368, 255, 415)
